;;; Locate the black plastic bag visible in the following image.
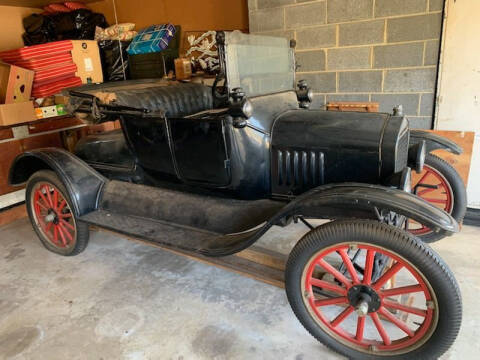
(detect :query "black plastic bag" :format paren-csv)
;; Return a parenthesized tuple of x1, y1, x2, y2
(98, 40, 131, 81)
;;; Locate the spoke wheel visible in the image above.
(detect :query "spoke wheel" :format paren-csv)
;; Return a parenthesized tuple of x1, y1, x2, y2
(407, 154, 467, 243)
(26, 170, 89, 256)
(31, 182, 77, 250)
(285, 220, 462, 359)
(303, 244, 435, 354)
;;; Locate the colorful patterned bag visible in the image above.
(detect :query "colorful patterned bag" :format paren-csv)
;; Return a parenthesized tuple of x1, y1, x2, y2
(127, 24, 176, 55)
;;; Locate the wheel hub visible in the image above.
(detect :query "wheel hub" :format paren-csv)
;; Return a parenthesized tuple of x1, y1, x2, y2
(347, 285, 381, 315)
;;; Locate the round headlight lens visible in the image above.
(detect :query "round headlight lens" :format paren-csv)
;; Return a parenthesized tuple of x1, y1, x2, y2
(242, 99, 253, 118)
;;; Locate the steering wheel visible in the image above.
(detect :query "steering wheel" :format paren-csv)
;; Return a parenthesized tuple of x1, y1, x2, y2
(212, 72, 229, 104)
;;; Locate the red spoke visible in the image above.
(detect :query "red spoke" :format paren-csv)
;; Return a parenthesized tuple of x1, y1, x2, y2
(383, 300, 427, 317)
(330, 306, 354, 328)
(314, 297, 348, 307)
(59, 222, 73, 242)
(44, 185, 53, 207)
(363, 250, 375, 285)
(422, 198, 447, 204)
(57, 225, 67, 246)
(370, 312, 391, 346)
(53, 226, 59, 245)
(310, 278, 347, 295)
(59, 213, 72, 218)
(417, 184, 442, 197)
(60, 219, 75, 231)
(381, 284, 424, 297)
(46, 222, 53, 232)
(53, 189, 58, 210)
(372, 262, 403, 291)
(355, 316, 365, 342)
(415, 170, 432, 187)
(317, 259, 352, 288)
(379, 307, 414, 337)
(57, 199, 67, 212)
(36, 201, 49, 211)
(338, 249, 360, 284)
(38, 190, 50, 209)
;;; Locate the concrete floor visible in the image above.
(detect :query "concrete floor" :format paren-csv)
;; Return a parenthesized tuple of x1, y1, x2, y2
(0, 218, 479, 360)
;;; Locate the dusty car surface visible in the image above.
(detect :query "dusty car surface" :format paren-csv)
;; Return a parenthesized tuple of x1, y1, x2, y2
(9, 31, 464, 359)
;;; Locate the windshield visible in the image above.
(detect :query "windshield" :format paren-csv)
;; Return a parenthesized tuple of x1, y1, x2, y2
(223, 31, 295, 97)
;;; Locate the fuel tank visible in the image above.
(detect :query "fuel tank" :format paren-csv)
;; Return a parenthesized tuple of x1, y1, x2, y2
(270, 110, 409, 196)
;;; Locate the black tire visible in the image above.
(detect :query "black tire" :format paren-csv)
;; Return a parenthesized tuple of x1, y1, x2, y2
(26, 170, 89, 256)
(285, 220, 462, 360)
(412, 154, 467, 243)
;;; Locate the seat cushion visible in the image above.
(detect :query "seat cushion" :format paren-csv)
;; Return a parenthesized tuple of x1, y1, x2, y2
(113, 82, 213, 118)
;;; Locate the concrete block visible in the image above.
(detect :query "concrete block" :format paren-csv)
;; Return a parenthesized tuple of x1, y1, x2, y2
(296, 50, 326, 71)
(408, 116, 432, 129)
(373, 42, 424, 68)
(429, 0, 444, 12)
(327, 0, 373, 23)
(326, 94, 370, 102)
(257, 0, 294, 9)
(384, 68, 436, 92)
(387, 14, 442, 42)
(327, 47, 371, 70)
(298, 72, 337, 92)
(339, 20, 384, 46)
(249, 7, 284, 32)
(296, 25, 336, 49)
(420, 93, 435, 116)
(424, 40, 440, 65)
(286, 2, 326, 28)
(258, 29, 295, 40)
(309, 93, 327, 109)
(338, 71, 382, 92)
(371, 93, 420, 115)
(375, 0, 427, 17)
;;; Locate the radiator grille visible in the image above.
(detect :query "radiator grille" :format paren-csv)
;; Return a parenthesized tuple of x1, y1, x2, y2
(272, 148, 324, 194)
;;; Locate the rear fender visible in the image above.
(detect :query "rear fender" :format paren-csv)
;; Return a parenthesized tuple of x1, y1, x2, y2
(9, 148, 107, 216)
(410, 129, 463, 155)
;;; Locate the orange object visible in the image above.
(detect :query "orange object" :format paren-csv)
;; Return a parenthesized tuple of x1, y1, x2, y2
(327, 102, 379, 112)
(174, 58, 192, 80)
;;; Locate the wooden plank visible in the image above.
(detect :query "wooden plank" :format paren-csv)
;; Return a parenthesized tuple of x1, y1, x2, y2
(93, 227, 286, 288)
(0, 128, 13, 141)
(427, 130, 475, 186)
(27, 117, 84, 134)
(0, 204, 26, 227)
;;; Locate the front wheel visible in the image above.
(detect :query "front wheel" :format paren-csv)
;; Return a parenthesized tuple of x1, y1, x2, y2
(285, 220, 461, 359)
(408, 153, 467, 242)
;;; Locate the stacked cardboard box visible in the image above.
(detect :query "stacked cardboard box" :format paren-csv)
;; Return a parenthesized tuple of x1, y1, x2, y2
(0, 40, 103, 98)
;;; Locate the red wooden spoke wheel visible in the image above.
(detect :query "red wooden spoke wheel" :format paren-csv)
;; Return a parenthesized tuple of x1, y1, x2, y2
(301, 243, 437, 354)
(31, 182, 77, 250)
(408, 164, 454, 236)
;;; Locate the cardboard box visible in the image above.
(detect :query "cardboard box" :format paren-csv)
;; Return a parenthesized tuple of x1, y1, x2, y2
(71, 40, 103, 84)
(0, 101, 36, 126)
(35, 104, 67, 119)
(0, 63, 34, 104)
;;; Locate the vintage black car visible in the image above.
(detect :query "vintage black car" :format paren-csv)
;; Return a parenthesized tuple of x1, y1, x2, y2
(9, 32, 463, 359)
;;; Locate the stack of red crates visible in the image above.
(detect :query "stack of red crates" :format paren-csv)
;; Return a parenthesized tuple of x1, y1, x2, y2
(0, 40, 82, 98)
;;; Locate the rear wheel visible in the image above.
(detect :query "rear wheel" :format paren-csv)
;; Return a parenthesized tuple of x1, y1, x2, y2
(407, 154, 467, 242)
(26, 170, 89, 256)
(285, 220, 461, 359)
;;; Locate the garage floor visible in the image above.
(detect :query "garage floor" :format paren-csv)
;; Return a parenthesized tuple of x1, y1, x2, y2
(0, 218, 479, 360)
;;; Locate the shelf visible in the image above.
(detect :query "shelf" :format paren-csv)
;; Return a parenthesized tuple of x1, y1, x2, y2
(0, 0, 103, 9)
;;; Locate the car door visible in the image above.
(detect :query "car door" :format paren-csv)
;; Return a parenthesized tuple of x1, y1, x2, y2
(168, 116, 231, 186)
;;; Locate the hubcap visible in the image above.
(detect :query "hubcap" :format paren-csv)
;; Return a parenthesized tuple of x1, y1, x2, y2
(31, 182, 76, 249)
(302, 243, 438, 355)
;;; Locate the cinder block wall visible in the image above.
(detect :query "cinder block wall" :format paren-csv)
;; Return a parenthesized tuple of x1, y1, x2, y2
(248, 0, 444, 129)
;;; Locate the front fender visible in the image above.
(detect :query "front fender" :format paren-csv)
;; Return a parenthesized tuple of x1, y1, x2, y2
(9, 148, 107, 216)
(410, 129, 462, 155)
(286, 183, 459, 234)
